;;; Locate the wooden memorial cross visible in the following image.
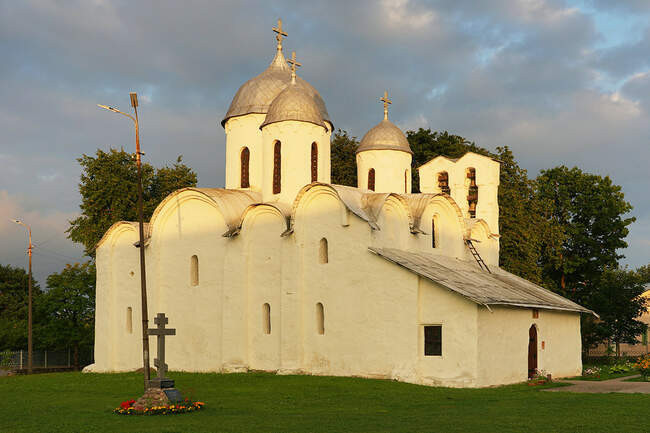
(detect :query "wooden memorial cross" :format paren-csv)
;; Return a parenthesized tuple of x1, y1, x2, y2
(148, 313, 176, 388)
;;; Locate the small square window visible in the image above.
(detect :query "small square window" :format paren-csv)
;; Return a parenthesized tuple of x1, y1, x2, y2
(424, 325, 442, 356)
(532, 309, 539, 319)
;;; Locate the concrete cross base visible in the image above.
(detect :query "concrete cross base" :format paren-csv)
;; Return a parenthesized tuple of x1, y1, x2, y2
(148, 378, 175, 389)
(133, 387, 184, 411)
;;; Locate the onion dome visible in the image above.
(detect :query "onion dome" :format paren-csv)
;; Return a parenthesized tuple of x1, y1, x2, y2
(260, 82, 326, 129)
(221, 51, 332, 128)
(357, 91, 412, 154)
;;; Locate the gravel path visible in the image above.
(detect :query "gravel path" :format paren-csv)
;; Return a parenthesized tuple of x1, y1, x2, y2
(544, 375, 650, 394)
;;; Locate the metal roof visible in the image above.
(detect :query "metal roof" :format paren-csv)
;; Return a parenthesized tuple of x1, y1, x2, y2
(222, 49, 331, 128)
(369, 247, 596, 316)
(356, 119, 413, 154)
(260, 82, 326, 130)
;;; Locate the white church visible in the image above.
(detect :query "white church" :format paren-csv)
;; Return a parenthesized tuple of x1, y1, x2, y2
(88, 22, 595, 387)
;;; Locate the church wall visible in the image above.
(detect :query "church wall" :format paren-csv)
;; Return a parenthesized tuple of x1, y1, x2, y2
(147, 195, 228, 372)
(476, 306, 582, 386)
(224, 114, 265, 191)
(239, 207, 287, 371)
(356, 150, 412, 193)
(261, 120, 331, 202)
(92, 225, 144, 372)
(417, 278, 479, 387)
(294, 189, 421, 382)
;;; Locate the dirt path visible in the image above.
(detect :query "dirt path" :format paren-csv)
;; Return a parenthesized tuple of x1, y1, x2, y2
(544, 375, 650, 394)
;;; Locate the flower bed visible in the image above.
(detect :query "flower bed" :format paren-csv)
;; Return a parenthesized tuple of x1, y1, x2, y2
(114, 398, 204, 415)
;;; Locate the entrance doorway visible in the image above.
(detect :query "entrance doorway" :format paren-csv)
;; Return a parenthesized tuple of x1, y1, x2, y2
(528, 325, 538, 378)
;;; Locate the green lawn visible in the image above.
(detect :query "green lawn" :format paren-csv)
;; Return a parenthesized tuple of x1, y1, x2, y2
(1, 371, 649, 433)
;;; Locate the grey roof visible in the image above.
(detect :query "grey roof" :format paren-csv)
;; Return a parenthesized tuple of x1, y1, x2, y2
(222, 49, 331, 128)
(260, 82, 326, 129)
(369, 247, 596, 315)
(357, 119, 413, 154)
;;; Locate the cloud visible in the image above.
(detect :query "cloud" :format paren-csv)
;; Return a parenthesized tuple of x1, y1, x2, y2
(0, 0, 648, 271)
(0, 190, 84, 287)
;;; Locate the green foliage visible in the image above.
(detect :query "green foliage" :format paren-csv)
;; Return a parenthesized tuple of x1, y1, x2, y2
(67, 149, 197, 256)
(38, 262, 96, 368)
(330, 130, 358, 186)
(536, 166, 635, 300)
(585, 267, 648, 353)
(0, 264, 42, 350)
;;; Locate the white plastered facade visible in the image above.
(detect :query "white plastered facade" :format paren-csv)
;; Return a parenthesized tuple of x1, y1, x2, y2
(88, 45, 588, 388)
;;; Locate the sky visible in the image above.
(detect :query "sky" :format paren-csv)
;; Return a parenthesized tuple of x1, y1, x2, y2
(1, 0, 649, 286)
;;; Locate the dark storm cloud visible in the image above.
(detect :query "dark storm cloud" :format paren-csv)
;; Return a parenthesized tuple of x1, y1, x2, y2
(0, 0, 648, 286)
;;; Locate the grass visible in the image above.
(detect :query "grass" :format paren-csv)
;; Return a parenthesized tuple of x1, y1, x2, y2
(1, 371, 650, 433)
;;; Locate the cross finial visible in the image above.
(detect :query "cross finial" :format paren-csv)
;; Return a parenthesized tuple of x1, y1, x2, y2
(380, 90, 392, 120)
(288, 51, 301, 84)
(272, 18, 288, 51)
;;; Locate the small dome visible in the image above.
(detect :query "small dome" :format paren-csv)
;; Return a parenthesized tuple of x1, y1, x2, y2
(222, 50, 332, 127)
(357, 119, 413, 154)
(260, 83, 326, 130)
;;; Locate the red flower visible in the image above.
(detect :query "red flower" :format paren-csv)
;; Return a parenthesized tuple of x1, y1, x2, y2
(120, 399, 136, 409)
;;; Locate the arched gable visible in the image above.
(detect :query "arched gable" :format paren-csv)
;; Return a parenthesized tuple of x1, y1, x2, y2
(235, 202, 291, 238)
(404, 193, 465, 234)
(95, 221, 143, 251)
(466, 218, 494, 241)
(291, 183, 377, 230)
(147, 187, 260, 246)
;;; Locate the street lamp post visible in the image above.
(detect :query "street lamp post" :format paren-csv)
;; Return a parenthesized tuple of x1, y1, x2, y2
(11, 219, 33, 374)
(98, 93, 151, 390)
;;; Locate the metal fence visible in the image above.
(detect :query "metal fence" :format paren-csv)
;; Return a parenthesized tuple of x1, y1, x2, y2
(0, 349, 93, 370)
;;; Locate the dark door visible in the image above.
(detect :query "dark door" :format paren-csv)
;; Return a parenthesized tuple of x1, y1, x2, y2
(528, 325, 537, 378)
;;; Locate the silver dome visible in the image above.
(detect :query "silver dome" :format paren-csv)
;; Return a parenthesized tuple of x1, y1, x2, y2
(260, 82, 326, 129)
(221, 50, 332, 128)
(357, 119, 413, 154)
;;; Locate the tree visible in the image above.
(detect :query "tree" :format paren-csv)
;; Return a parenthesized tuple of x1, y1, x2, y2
(0, 264, 42, 350)
(586, 267, 648, 357)
(536, 166, 635, 303)
(67, 149, 197, 256)
(330, 130, 358, 186)
(38, 262, 96, 369)
(493, 147, 554, 285)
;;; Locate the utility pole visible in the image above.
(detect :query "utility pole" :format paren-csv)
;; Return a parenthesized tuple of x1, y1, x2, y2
(11, 219, 33, 374)
(98, 93, 151, 390)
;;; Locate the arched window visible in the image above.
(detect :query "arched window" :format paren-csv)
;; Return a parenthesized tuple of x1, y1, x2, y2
(273, 141, 281, 194)
(316, 302, 325, 335)
(319, 238, 328, 264)
(311, 142, 318, 182)
(240, 147, 250, 188)
(431, 215, 438, 248)
(438, 171, 450, 195)
(190, 255, 199, 286)
(263, 303, 271, 334)
(467, 168, 478, 218)
(368, 168, 375, 191)
(126, 307, 133, 334)
(404, 169, 409, 193)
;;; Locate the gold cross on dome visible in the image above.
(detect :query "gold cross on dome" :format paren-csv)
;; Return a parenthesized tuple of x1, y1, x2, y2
(380, 91, 392, 120)
(272, 18, 288, 51)
(288, 51, 301, 83)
